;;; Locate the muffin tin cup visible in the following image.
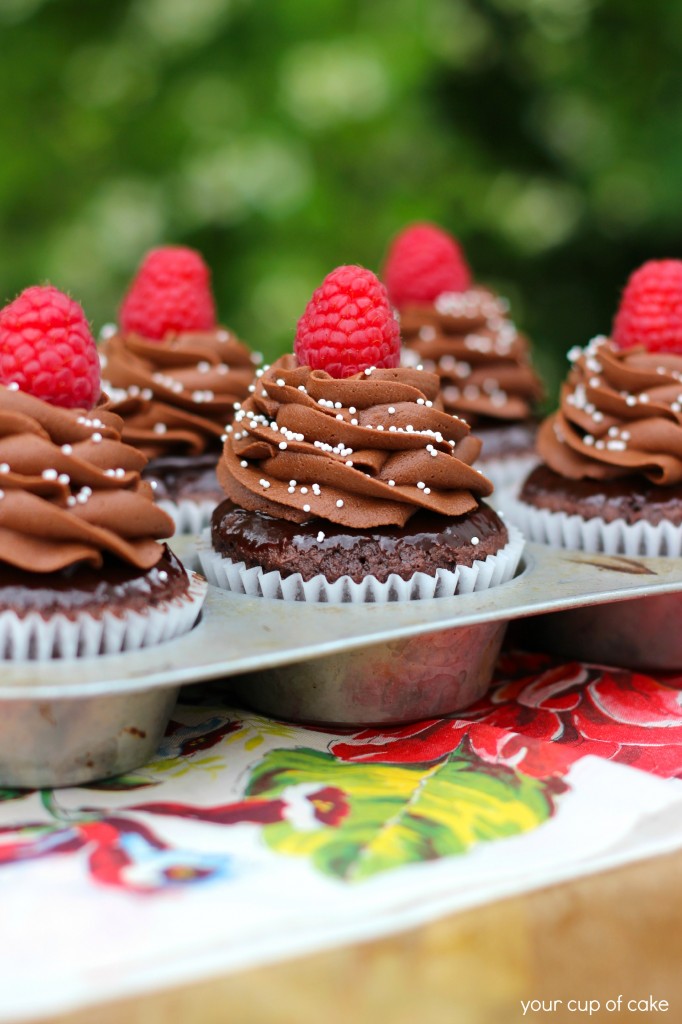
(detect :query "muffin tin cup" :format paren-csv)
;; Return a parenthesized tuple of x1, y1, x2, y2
(0, 687, 179, 789)
(5, 540, 682, 787)
(196, 525, 525, 603)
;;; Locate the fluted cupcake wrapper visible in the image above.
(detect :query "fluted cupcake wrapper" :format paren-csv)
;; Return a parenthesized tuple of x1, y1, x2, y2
(156, 498, 217, 535)
(197, 525, 524, 604)
(0, 571, 207, 661)
(503, 496, 682, 558)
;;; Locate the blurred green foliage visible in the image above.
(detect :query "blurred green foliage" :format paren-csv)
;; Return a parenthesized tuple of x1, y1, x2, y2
(1, 0, 682, 402)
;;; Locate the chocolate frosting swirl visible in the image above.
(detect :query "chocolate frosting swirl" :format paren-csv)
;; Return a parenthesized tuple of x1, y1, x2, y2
(218, 355, 493, 528)
(101, 327, 258, 459)
(0, 386, 174, 572)
(538, 336, 682, 485)
(400, 288, 543, 425)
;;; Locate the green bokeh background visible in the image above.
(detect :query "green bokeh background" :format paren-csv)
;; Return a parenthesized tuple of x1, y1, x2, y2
(1, 0, 681, 403)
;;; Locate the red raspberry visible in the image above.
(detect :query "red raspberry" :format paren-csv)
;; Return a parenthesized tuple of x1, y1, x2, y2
(612, 259, 682, 353)
(295, 265, 401, 378)
(0, 286, 100, 408)
(383, 222, 472, 310)
(120, 245, 217, 340)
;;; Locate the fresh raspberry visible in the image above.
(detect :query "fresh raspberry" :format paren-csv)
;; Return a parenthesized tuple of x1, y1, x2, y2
(383, 222, 472, 310)
(120, 245, 217, 340)
(295, 265, 401, 378)
(612, 260, 682, 353)
(0, 285, 100, 408)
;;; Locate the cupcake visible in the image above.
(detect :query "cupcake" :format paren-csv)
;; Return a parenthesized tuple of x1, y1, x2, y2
(0, 285, 206, 659)
(100, 246, 260, 533)
(382, 223, 544, 492)
(507, 260, 682, 556)
(198, 265, 523, 602)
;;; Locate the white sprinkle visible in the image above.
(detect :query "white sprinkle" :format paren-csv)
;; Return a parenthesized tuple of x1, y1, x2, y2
(58, 473, 70, 485)
(303, 504, 310, 512)
(345, 460, 353, 467)
(287, 487, 295, 494)
(417, 481, 425, 489)
(240, 460, 248, 468)
(336, 414, 344, 421)
(158, 570, 169, 582)
(115, 468, 125, 479)
(259, 478, 270, 489)
(317, 531, 325, 542)
(153, 423, 167, 435)
(348, 407, 356, 415)
(198, 361, 211, 373)
(41, 469, 58, 481)
(301, 487, 308, 494)
(233, 402, 241, 411)
(425, 400, 433, 408)
(424, 487, 431, 494)
(279, 441, 288, 450)
(626, 396, 637, 407)
(583, 435, 594, 446)
(289, 480, 297, 486)
(471, 536, 480, 546)
(640, 393, 650, 403)
(336, 499, 344, 508)
(388, 480, 395, 487)
(351, 418, 359, 426)
(334, 402, 342, 409)
(67, 496, 76, 507)
(7, 382, 19, 391)
(92, 432, 103, 443)
(417, 398, 425, 406)
(61, 444, 73, 455)
(276, 378, 285, 386)
(150, 480, 158, 490)
(388, 407, 395, 415)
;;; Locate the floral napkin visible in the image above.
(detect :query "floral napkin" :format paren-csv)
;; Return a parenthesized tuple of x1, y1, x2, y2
(2, 650, 682, 1023)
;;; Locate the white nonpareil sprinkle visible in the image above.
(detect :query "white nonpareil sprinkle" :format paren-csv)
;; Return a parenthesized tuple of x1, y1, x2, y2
(41, 469, 58, 481)
(91, 432, 103, 443)
(349, 407, 356, 414)
(417, 481, 425, 489)
(259, 478, 270, 489)
(388, 480, 395, 487)
(150, 480, 158, 490)
(58, 473, 70, 485)
(240, 460, 248, 468)
(317, 531, 325, 542)
(336, 499, 344, 508)
(345, 460, 353, 467)
(300, 487, 308, 494)
(279, 441, 288, 450)
(417, 398, 425, 405)
(61, 444, 73, 455)
(626, 396, 637, 407)
(471, 536, 480, 546)
(290, 480, 297, 486)
(388, 407, 395, 415)
(154, 423, 167, 435)
(7, 382, 18, 391)
(276, 378, 285, 386)
(158, 570, 169, 582)
(67, 496, 76, 507)
(424, 487, 431, 494)
(303, 504, 310, 512)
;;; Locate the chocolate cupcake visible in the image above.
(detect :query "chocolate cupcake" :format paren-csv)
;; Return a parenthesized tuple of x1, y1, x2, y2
(383, 223, 543, 492)
(100, 246, 259, 533)
(507, 260, 682, 556)
(199, 265, 523, 602)
(0, 285, 206, 659)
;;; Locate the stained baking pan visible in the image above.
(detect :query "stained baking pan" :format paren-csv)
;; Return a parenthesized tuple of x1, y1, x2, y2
(3, 540, 682, 788)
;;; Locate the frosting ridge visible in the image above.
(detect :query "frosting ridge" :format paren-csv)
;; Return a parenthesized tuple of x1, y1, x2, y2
(400, 288, 542, 424)
(218, 355, 493, 528)
(538, 336, 682, 485)
(101, 328, 258, 458)
(0, 386, 174, 572)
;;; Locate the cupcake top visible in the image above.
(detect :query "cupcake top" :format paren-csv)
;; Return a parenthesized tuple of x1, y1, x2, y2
(383, 223, 543, 425)
(218, 266, 494, 529)
(0, 286, 174, 573)
(101, 246, 259, 458)
(538, 260, 682, 487)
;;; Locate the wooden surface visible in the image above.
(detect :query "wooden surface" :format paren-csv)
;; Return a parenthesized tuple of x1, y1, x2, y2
(41, 848, 682, 1024)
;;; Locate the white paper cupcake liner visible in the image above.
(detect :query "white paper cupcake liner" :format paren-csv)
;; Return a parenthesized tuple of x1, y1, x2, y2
(0, 571, 207, 661)
(197, 524, 524, 604)
(502, 495, 682, 558)
(156, 497, 217, 535)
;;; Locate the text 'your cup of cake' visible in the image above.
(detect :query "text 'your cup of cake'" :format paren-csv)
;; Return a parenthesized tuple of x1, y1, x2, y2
(0, 284, 206, 660)
(383, 222, 544, 493)
(198, 264, 524, 603)
(100, 246, 261, 534)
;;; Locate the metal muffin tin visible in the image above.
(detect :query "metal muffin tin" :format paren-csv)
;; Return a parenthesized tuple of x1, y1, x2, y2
(3, 538, 682, 788)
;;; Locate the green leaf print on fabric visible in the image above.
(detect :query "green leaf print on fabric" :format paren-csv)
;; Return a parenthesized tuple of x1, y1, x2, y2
(246, 742, 567, 881)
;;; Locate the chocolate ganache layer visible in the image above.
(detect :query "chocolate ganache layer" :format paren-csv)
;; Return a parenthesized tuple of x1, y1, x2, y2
(218, 354, 494, 529)
(212, 499, 507, 583)
(0, 546, 189, 620)
(0, 385, 174, 573)
(101, 327, 258, 459)
(400, 288, 543, 427)
(536, 336, 682, 485)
